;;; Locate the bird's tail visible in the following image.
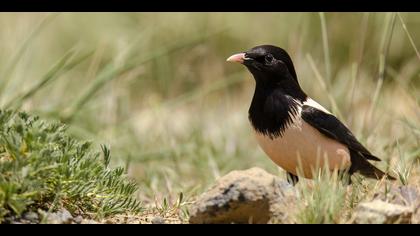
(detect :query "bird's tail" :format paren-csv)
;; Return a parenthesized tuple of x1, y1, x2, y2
(350, 150, 396, 181)
(359, 161, 396, 180)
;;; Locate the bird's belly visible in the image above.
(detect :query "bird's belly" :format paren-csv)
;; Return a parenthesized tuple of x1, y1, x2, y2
(254, 120, 351, 179)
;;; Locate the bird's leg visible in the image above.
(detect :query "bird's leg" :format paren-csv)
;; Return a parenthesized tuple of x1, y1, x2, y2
(344, 175, 352, 185)
(286, 172, 299, 186)
(339, 169, 353, 185)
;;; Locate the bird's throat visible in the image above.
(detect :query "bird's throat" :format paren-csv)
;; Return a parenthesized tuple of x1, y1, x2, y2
(248, 84, 306, 139)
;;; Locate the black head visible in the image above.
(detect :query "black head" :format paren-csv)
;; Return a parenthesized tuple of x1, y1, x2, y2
(227, 45, 299, 86)
(227, 45, 307, 138)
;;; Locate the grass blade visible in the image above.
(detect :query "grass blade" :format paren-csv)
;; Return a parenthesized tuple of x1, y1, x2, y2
(319, 12, 331, 84)
(306, 53, 344, 121)
(397, 13, 420, 62)
(348, 13, 370, 116)
(62, 29, 227, 122)
(0, 13, 59, 95)
(4, 49, 93, 110)
(364, 13, 396, 132)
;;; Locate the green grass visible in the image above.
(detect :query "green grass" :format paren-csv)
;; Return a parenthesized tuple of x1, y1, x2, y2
(0, 13, 418, 223)
(296, 171, 349, 224)
(0, 110, 141, 222)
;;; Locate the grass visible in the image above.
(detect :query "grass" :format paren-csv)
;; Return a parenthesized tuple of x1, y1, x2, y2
(296, 170, 349, 224)
(0, 110, 141, 223)
(0, 12, 418, 223)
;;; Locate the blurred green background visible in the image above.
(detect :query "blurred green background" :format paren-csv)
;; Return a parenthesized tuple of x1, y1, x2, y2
(0, 13, 418, 205)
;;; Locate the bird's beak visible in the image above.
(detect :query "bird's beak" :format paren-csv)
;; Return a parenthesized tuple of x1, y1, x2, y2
(226, 53, 246, 64)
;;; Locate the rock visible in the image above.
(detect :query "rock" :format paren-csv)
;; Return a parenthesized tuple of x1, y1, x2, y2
(151, 216, 166, 224)
(374, 185, 420, 207)
(81, 219, 100, 224)
(372, 185, 420, 223)
(413, 205, 420, 224)
(23, 212, 39, 222)
(74, 215, 83, 224)
(188, 167, 296, 224)
(4, 215, 18, 224)
(38, 208, 74, 224)
(10, 221, 24, 224)
(355, 200, 413, 224)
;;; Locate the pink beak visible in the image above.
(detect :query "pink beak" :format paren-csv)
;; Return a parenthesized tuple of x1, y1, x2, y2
(226, 53, 246, 64)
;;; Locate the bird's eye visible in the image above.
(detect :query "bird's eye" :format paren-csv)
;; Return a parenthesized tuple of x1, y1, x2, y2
(254, 56, 265, 63)
(265, 54, 274, 63)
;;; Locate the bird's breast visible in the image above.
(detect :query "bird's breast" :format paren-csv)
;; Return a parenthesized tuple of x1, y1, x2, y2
(253, 116, 351, 179)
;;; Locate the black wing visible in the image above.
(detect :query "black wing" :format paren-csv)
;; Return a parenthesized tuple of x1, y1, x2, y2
(301, 105, 381, 162)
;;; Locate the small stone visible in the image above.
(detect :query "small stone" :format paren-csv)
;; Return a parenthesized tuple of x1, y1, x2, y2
(188, 167, 296, 224)
(4, 216, 17, 224)
(50, 209, 73, 224)
(374, 185, 419, 207)
(38, 208, 74, 224)
(81, 219, 100, 224)
(20, 219, 32, 224)
(23, 212, 39, 222)
(74, 216, 83, 224)
(105, 219, 115, 224)
(355, 200, 413, 224)
(413, 205, 420, 224)
(10, 221, 24, 224)
(151, 216, 166, 224)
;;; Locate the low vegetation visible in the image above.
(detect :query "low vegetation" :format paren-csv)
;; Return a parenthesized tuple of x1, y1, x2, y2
(0, 110, 141, 223)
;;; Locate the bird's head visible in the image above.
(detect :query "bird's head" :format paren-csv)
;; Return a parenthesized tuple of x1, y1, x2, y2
(227, 45, 299, 86)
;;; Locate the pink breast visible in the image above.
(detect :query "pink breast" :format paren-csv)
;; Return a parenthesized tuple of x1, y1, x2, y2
(254, 120, 351, 179)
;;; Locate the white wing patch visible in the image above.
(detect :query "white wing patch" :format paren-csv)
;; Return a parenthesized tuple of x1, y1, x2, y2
(303, 98, 331, 114)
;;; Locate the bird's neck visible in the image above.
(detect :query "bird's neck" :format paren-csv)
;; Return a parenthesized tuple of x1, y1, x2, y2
(249, 80, 307, 139)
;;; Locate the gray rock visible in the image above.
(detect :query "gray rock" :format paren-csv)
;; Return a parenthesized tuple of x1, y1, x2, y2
(151, 216, 166, 224)
(81, 219, 100, 224)
(74, 215, 84, 224)
(10, 221, 24, 224)
(372, 185, 420, 223)
(60, 209, 73, 223)
(374, 185, 419, 207)
(413, 205, 420, 224)
(4, 216, 17, 224)
(23, 212, 39, 222)
(355, 200, 413, 224)
(38, 208, 74, 224)
(188, 167, 296, 224)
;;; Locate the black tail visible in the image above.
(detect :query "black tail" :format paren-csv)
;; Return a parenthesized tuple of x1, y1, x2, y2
(349, 150, 396, 181)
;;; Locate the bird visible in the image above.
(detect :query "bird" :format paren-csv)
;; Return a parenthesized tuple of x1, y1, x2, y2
(226, 45, 395, 185)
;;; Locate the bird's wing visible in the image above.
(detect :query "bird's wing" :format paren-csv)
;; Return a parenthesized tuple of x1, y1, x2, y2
(300, 105, 381, 162)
